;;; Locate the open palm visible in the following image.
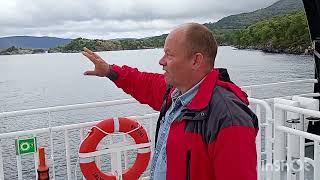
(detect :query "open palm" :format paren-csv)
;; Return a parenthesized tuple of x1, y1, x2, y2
(82, 47, 110, 77)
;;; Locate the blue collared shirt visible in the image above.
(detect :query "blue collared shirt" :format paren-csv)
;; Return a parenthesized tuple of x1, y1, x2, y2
(150, 80, 202, 180)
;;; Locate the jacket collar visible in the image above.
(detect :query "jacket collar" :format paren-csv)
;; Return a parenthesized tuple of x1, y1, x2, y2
(167, 68, 249, 111)
(185, 69, 219, 110)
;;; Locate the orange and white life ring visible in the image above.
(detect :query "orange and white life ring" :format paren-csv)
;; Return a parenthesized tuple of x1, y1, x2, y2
(79, 117, 151, 180)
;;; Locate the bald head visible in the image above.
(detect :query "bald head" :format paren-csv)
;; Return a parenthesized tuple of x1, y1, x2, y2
(160, 23, 218, 92)
(172, 23, 218, 68)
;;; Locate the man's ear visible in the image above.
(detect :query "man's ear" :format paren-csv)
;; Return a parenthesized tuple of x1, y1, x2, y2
(192, 52, 204, 70)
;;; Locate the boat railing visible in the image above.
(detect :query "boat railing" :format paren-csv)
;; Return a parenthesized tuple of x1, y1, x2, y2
(273, 103, 320, 180)
(0, 98, 272, 180)
(0, 98, 159, 180)
(0, 78, 318, 180)
(249, 98, 273, 180)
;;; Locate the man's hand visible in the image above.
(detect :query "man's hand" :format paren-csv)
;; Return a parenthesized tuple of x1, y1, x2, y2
(82, 47, 111, 77)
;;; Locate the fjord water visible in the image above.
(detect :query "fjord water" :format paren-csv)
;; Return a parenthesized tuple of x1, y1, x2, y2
(0, 46, 314, 114)
(0, 46, 315, 133)
(0, 46, 314, 179)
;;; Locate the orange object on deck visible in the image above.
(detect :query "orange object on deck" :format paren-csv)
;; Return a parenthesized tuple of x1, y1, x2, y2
(79, 117, 151, 180)
(37, 147, 49, 180)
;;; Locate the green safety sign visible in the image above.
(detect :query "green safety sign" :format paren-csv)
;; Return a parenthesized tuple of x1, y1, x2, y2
(15, 137, 37, 155)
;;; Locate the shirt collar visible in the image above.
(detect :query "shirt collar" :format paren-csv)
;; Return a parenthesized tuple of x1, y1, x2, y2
(171, 78, 204, 106)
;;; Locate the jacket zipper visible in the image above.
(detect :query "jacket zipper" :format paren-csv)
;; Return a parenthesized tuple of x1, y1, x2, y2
(186, 150, 191, 180)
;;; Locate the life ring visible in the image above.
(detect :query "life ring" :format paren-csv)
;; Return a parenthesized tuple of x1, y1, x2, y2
(79, 117, 151, 180)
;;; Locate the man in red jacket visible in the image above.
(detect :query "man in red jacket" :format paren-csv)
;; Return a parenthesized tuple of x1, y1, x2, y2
(83, 23, 258, 180)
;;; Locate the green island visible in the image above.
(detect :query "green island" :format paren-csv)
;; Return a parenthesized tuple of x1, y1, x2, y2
(0, 46, 45, 55)
(48, 34, 166, 53)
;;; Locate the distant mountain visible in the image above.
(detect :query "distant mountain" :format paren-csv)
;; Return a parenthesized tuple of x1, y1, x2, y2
(205, 0, 304, 29)
(0, 36, 72, 49)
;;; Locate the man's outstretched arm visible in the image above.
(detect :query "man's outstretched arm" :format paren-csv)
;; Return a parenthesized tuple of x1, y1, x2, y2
(82, 47, 168, 111)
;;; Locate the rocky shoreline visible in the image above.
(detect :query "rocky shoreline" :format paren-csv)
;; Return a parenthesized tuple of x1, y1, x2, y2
(47, 47, 153, 54)
(234, 44, 313, 55)
(0, 45, 313, 56)
(0, 46, 46, 55)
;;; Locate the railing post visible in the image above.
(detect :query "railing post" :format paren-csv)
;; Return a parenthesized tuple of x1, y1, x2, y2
(0, 106, 4, 180)
(314, 141, 320, 180)
(64, 129, 72, 180)
(0, 141, 4, 180)
(48, 112, 56, 179)
(34, 133, 39, 180)
(273, 107, 286, 180)
(255, 105, 262, 180)
(110, 136, 123, 180)
(287, 134, 293, 180)
(79, 128, 86, 180)
(299, 136, 305, 180)
(265, 110, 273, 180)
(16, 151, 23, 180)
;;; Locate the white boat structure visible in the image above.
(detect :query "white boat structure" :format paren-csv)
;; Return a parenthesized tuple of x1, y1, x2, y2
(0, 0, 320, 179)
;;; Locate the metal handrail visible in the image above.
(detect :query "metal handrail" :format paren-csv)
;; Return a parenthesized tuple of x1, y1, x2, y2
(0, 97, 273, 180)
(275, 103, 320, 118)
(0, 79, 317, 119)
(0, 98, 137, 118)
(274, 103, 320, 180)
(0, 113, 159, 139)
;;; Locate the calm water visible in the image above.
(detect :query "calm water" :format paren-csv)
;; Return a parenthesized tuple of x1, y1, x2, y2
(0, 46, 314, 113)
(0, 46, 315, 179)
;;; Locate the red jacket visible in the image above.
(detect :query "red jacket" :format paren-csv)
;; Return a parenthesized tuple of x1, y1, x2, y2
(109, 65, 258, 180)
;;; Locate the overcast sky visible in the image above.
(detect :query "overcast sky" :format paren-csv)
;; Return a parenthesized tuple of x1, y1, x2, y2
(0, 0, 279, 40)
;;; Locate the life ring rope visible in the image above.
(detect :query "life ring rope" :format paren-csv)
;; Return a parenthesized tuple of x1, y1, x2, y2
(91, 123, 142, 135)
(78, 117, 151, 161)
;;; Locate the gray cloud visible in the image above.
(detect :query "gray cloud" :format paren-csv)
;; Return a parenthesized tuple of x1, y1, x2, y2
(0, 0, 278, 39)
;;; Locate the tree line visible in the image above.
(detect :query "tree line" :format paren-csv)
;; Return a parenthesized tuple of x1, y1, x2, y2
(50, 10, 311, 54)
(213, 10, 311, 54)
